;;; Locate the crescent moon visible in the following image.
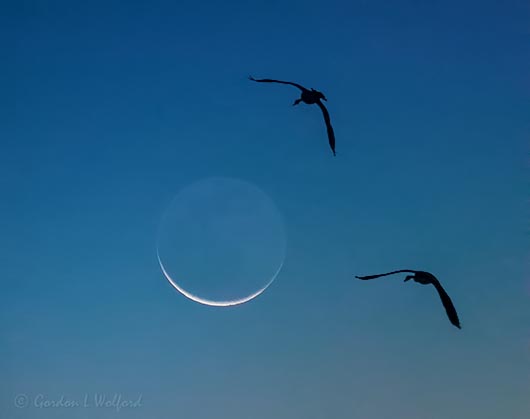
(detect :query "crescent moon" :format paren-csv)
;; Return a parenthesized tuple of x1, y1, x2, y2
(157, 250, 283, 307)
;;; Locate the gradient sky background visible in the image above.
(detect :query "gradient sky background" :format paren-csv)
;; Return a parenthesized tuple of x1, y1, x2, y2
(2, 0, 529, 418)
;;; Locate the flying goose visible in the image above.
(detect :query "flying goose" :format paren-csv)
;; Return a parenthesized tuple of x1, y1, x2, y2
(355, 270, 461, 329)
(249, 76, 336, 156)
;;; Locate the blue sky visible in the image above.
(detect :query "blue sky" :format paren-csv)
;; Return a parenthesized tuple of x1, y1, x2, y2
(1, 0, 529, 418)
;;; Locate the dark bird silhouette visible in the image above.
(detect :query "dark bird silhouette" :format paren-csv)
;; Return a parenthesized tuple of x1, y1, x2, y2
(355, 270, 461, 329)
(249, 76, 336, 156)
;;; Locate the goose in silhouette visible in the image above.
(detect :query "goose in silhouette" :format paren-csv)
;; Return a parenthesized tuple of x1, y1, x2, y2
(355, 270, 461, 329)
(249, 76, 336, 156)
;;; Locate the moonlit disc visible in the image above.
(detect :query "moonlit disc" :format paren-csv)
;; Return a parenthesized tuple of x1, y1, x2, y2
(157, 177, 287, 307)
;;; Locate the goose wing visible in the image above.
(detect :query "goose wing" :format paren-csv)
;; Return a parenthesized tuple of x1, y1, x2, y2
(355, 270, 416, 280)
(432, 280, 461, 329)
(249, 76, 307, 91)
(316, 100, 336, 156)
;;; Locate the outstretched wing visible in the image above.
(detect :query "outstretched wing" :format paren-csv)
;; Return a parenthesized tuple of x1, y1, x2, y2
(355, 269, 415, 280)
(432, 280, 461, 329)
(249, 76, 306, 91)
(316, 100, 336, 156)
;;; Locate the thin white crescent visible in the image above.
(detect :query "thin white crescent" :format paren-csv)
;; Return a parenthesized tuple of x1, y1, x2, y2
(157, 250, 283, 307)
